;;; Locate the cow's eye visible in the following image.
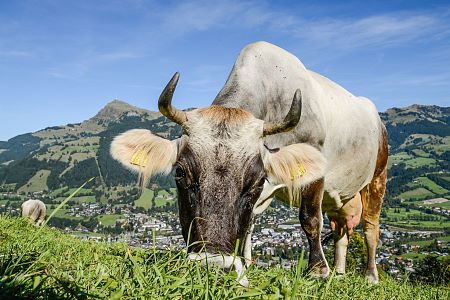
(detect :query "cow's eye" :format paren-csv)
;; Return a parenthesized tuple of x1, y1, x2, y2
(258, 176, 267, 187)
(175, 165, 186, 179)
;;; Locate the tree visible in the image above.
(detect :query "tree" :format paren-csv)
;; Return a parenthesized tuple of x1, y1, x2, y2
(412, 255, 449, 285)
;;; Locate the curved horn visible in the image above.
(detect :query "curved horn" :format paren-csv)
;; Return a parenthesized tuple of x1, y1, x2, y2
(263, 89, 302, 136)
(158, 72, 187, 125)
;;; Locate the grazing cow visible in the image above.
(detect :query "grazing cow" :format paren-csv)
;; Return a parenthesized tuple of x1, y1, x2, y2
(21, 199, 46, 226)
(111, 41, 387, 285)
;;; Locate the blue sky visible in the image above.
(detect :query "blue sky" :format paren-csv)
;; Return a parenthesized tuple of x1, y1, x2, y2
(1, 0, 449, 141)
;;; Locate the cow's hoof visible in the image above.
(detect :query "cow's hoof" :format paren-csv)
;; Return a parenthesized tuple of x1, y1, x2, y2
(365, 270, 379, 284)
(310, 265, 330, 279)
(238, 275, 249, 287)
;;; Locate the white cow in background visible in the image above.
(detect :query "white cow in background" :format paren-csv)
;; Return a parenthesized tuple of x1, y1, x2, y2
(21, 199, 46, 226)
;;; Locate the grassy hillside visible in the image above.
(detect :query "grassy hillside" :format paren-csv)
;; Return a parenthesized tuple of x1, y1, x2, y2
(0, 217, 448, 299)
(381, 105, 450, 203)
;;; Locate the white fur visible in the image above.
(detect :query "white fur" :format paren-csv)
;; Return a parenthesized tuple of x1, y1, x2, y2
(263, 143, 326, 204)
(21, 199, 46, 226)
(110, 129, 178, 184)
(215, 41, 382, 204)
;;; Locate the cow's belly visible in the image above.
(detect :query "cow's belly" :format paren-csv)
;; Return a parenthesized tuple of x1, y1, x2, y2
(322, 137, 378, 209)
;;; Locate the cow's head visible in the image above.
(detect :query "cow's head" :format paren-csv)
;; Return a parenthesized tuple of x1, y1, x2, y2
(111, 73, 326, 280)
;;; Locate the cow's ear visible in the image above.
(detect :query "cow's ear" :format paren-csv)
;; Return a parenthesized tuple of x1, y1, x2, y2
(253, 181, 286, 215)
(110, 129, 180, 183)
(263, 143, 326, 199)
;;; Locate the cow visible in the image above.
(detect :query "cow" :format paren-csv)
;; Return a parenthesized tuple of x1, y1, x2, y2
(21, 199, 46, 226)
(111, 41, 387, 286)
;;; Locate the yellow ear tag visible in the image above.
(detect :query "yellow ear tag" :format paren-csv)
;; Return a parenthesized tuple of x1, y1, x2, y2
(130, 149, 148, 167)
(289, 163, 306, 180)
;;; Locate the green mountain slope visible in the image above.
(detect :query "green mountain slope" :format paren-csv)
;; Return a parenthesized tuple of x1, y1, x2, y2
(381, 105, 450, 204)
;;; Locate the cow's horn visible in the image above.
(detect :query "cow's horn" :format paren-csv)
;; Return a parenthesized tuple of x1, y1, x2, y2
(158, 72, 187, 125)
(263, 89, 302, 136)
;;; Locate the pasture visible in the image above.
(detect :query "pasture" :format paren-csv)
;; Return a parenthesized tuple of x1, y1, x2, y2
(382, 207, 448, 229)
(0, 217, 448, 299)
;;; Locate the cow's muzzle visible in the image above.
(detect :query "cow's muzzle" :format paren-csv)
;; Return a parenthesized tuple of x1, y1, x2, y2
(188, 252, 249, 287)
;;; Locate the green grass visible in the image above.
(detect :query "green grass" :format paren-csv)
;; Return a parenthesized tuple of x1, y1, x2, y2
(72, 195, 97, 203)
(0, 217, 448, 299)
(411, 149, 430, 158)
(398, 188, 435, 200)
(17, 169, 51, 193)
(382, 208, 449, 229)
(415, 177, 449, 194)
(49, 186, 69, 197)
(134, 188, 176, 209)
(429, 137, 450, 154)
(388, 152, 412, 168)
(64, 187, 93, 196)
(423, 200, 450, 208)
(407, 236, 450, 247)
(154, 189, 177, 207)
(404, 157, 437, 168)
(47, 208, 83, 220)
(98, 214, 123, 227)
(135, 188, 154, 209)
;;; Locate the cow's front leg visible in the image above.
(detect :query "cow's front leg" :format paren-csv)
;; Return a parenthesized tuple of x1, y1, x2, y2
(299, 179, 330, 277)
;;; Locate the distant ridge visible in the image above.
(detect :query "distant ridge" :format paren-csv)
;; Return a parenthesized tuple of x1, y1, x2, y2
(381, 104, 450, 126)
(91, 99, 159, 123)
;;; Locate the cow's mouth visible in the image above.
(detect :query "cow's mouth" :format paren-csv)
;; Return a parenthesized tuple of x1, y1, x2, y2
(187, 252, 249, 287)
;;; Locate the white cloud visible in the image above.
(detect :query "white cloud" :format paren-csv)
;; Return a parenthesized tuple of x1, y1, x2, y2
(158, 1, 450, 51)
(297, 13, 446, 50)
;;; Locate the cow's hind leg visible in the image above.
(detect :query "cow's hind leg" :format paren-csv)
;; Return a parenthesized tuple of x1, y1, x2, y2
(300, 179, 330, 277)
(330, 192, 362, 274)
(361, 127, 388, 283)
(333, 226, 349, 274)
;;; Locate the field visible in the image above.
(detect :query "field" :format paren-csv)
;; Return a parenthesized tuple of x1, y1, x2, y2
(398, 188, 435, 201)
(0, 217, 448, 299)
(135, 188, 154, 209)
(17, 169, 51, 193)
(407, 236, 450, 247)
(135, 188, 177, 209)
(382, 208, 448, 229)
(98, 214, 124, 226)
(415, 177, 449, 194)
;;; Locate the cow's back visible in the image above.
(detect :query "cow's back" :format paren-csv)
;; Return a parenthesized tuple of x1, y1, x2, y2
(214, 41, 383, 203)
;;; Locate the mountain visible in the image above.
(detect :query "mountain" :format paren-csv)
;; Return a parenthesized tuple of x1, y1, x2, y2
(0, 102, 448, 204)
(0, 100, 181, 193)
(379, 105, 450, 204)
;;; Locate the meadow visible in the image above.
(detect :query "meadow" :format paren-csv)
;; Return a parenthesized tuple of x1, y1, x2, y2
(0, 216, 448, 299)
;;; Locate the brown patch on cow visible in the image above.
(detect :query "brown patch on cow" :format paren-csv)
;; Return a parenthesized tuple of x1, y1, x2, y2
(198, 105, 253, 124)
(373, 124, 388, 178)
(360, 123, 388, 282)
(362, 123, 388, 223)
